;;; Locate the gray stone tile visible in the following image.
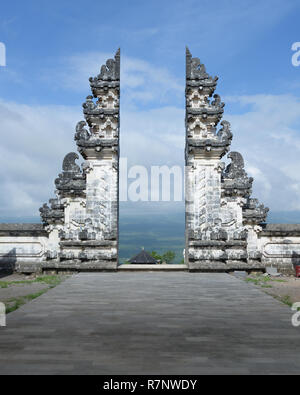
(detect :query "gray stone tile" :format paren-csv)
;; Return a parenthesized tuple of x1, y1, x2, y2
(0, 273, 300, 374)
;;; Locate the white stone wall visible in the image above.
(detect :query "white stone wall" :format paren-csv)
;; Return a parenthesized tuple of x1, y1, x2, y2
(258, 234, 300, 273)
(0, 233, 49, 273)
(0, 236, 48, 262)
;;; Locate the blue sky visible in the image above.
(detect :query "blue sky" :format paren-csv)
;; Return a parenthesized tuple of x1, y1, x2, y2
(0, 0, 300, 220)
(1, 0, 299, 103)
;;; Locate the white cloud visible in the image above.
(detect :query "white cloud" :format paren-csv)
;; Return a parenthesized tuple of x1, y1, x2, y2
(43, 52, 183, 109)
(121, 106, 184, 167)
(246, 165, 272, 201)
(225, 94, 300, 210)
(0, 100, 80, 217)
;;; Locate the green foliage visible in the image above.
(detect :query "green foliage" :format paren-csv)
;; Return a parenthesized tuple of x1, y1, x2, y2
(278, 295, 293, 307)
(162, 250, 176, 264)
(150, 251, 162, 261)
(5, 289, 48, 313)
(1, 275, 67, 313)
(150, 250, 176, 263)
(245, 274, 286, 287)
(0, 275, 65, 289)
(0, 279, 35, 288)
(35, 275, 64, 288)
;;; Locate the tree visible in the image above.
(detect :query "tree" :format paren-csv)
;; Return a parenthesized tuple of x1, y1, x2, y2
(150, 251, 162, 261)
(162, 250, 175, 264)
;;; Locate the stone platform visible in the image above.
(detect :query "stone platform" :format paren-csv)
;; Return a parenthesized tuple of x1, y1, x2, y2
(0, 273, 300, 375)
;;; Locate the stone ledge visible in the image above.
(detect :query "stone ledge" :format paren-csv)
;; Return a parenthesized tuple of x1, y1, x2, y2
(261, 224, 300, 237)
(60, 240, 117, 247)
(15, 261, 43, 273)
(42, 261, 117, 271)
(186, 80, 217, 88)
(189, 260, 265, 271)
(190, 240, 246, 247)
(118, 264, 188, 271)
(0, 223, 48, 237)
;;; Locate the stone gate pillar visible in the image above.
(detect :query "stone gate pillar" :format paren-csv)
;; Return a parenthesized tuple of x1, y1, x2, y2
(40, 50, 120, 271)
(185, 48, 231, 270)
(74, 49, 120, 269)
(185, 48, 268, 271)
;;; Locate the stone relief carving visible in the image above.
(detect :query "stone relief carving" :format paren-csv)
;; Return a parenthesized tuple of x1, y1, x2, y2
(89, 49, 120, 85)
(243, 198, 269, 225)
(82, 95, 96, 111)
(100, 58, 117, 80)
(211, 94, 224, 108)
(97, 90, 119, 109)
(222, 151, 253, 199)
(217, 121, 233, 143)
(39, 198, 64, 225)
(62, 152, 81, 173)
(55, 152, 86, 196)
(224, 152, 248, 180)
(263, 242, 300, 257)
(190, 57, 209, 80)
(75, 121, 90, 142)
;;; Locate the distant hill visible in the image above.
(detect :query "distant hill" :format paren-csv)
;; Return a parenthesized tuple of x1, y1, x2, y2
(119, 205, 185, 264)
(119, 208, 300, 263)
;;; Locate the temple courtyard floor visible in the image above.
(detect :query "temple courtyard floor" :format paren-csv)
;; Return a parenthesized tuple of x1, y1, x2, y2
(0, 272, 300, 375)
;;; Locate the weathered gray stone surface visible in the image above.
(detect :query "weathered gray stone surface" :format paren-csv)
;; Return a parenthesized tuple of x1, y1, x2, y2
(0, 273, 300, 375)
(262, 224, 300, 235)
(0, 224, 47, 237)
(185, 48, 269, 271)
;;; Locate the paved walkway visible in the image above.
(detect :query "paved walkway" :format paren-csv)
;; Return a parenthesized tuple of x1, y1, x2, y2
(0, 273, 300, 375)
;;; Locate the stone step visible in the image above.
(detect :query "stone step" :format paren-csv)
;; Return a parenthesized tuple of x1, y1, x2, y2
(117, 264, 188, 271)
